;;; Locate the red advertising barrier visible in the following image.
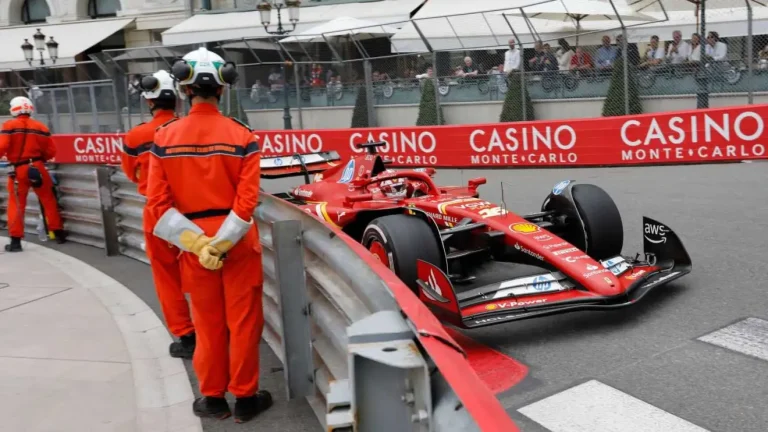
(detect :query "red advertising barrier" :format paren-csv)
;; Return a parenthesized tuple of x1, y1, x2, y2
(43, 104, 768, 166)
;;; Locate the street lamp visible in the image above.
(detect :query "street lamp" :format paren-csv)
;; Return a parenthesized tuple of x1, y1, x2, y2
(258, 0, 301, 129)
(21, 28, 58, 67)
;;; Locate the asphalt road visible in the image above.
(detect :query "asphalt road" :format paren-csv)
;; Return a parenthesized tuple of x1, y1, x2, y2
(264, 162, 768, 432)
(6, 161, 766, 432)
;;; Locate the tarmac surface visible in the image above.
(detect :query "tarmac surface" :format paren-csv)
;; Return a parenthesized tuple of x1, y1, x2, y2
(4, 161, 766, 432)
(265, 161, 768, 432)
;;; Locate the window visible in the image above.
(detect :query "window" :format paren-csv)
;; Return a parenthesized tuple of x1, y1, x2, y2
(88, 0, 121, 18)
(21, 0, 50, 24)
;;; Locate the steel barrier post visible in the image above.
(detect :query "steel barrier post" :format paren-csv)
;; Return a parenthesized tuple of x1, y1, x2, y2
(95, 166, 121, 256)
(347, 310, 431, 432)
(273, 219, 315, 400)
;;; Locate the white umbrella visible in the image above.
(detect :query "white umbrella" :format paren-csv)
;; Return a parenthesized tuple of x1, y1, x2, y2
(499, 0, 656, 44)
(280, 16, 400, 43)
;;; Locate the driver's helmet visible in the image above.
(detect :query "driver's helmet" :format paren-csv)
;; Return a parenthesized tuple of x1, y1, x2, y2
(380, 177, 408, 198)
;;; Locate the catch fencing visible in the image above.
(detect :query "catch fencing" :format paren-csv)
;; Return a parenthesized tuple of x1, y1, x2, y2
(0, 61, 123, 133)
(0, 163, 518, 432)
(2, 0, 767, 132)
(82, 0, 768, 131)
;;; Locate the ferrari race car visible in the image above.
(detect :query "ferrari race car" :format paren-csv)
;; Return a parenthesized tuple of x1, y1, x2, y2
(260, 142, 692, 329)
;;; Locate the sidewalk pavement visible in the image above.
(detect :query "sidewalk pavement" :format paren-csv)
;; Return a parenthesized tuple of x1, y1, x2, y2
(0, 236, 202, 432)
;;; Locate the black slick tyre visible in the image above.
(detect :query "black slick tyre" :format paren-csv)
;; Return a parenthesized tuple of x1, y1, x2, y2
(361, 214, 442, 293)
(570, 184, 624, 260)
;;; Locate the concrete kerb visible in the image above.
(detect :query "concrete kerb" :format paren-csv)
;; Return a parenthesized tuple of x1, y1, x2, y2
(3, 236, 202, 432)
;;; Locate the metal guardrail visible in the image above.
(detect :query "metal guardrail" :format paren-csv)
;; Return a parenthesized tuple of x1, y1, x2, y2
(0, 163, 519, 432)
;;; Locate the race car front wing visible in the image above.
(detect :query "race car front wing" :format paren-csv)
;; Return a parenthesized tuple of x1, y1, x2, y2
(416, 216, 692, 329)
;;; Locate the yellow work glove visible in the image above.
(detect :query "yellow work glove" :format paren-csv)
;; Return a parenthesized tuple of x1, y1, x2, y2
(198, 243, 231, 270)
(178, 231, 216, 257)
(196, 210, 252, 271)
(135, 166, 141, 180)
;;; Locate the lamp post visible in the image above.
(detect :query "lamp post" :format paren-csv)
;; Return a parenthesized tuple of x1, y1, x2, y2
(21, 28, 59, 67)
(258, 0, 301, 130)
(20, 29, 59, 128)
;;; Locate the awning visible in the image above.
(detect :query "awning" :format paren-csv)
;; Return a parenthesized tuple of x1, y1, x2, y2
(621, 5, 768, 42)
(392, 0, 768, 52)
(0, 18, 135, 70)
(161, 0, 426, 46)
(390, 0, 585, 52)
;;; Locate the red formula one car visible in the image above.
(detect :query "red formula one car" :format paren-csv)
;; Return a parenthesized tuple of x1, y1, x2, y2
(260, 142, 692, 329)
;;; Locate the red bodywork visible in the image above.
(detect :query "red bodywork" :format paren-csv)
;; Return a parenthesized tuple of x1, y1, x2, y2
(261, 146, 691, 329)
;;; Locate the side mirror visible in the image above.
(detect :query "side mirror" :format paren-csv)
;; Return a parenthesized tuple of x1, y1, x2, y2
(468, 177, 487, 189)
(345, 193, 373, 207)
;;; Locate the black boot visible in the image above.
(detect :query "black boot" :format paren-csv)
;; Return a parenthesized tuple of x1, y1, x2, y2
(169, 332, 195, 359)
(234, 390, 273, 423)
(54, 230, 68, 244)
(192, 396, 231, 419)
(4, 237, 22, 253)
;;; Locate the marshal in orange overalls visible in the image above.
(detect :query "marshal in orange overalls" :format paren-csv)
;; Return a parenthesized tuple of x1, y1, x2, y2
(144, 102, 265, 414)
(0, 114, 65, 251)
(122, 109, 196, 358)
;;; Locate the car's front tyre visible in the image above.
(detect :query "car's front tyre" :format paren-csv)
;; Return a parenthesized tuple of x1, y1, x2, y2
(361, 214, 443, 293)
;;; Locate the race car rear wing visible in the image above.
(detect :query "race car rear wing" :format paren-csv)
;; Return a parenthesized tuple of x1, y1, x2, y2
(260, 151, 341, 182)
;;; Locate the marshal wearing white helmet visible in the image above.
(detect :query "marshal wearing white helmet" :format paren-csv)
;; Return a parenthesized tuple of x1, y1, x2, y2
(120, 70, 197, 362)
(1, 96, 67, 252)
(9, 96, 35, 117)
(170, 47, 239, 101)
(145, 47, 272, 423)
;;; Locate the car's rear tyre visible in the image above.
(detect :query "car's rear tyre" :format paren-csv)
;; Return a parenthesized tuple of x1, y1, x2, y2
(361, 214, 443, 293)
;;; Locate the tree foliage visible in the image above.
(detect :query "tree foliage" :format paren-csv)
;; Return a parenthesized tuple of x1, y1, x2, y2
(499, 72, 535, 122)
(351, 85, 369, 128)
(602, 58, 643, 117)
(416, 79, 446, 126)
(222, 87, 251, 127)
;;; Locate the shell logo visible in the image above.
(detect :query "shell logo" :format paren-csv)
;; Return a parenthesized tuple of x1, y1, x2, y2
(485, 304, 498, 311)
(510, 223, 541, 234)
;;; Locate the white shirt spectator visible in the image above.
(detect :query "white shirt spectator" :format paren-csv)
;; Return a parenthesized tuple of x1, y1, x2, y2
(645, 45, 665, 62)
(504, 47, 520, 72)
(706, 41, 727, 61)
(666, 40, 691, 64)
(556, 48, 574, 71)
(688, 45, 702, 62)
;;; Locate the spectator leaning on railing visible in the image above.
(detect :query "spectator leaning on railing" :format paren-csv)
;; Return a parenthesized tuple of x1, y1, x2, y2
(555, 38, 574, 71)
(705, 31, 727, 62)
(596, 35, 618, 70)
(688, 33, 702, 62)
(459, 57, 479, 77)
(570, 46, 593, 71)
(666, 30, 691, 64)
(638, 35, 665, 69)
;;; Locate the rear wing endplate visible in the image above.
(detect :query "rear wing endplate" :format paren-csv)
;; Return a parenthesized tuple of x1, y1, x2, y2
(260, 151, 341, 181)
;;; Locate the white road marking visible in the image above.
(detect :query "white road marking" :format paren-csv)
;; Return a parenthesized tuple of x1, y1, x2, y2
(518, 380, 709, 432)
(698, 317, 768, 362)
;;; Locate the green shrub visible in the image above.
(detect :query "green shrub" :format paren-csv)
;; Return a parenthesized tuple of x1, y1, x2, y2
(416, 79, 445, 126)
(499, 72, 534, 122)
(602, 58, 643, 117)
(351, 85, 369, 128)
